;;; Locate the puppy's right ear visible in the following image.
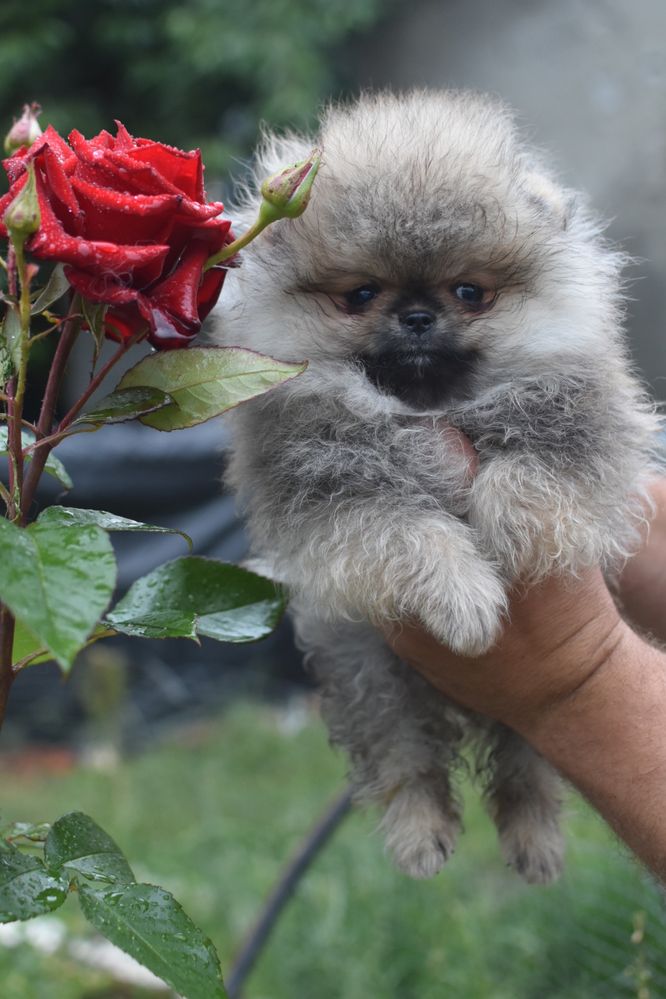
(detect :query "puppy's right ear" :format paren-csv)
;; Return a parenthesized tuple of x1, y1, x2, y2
(522, 170, 576, 230)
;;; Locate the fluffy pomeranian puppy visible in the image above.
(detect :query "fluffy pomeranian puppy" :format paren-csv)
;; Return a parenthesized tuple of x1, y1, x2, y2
(213, 91, 659, 883)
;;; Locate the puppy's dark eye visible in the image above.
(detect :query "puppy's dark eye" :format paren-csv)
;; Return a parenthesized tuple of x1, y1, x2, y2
(450, 283, 495, 312)
(345, 284, 380, 310)
(453, 283, 484, 304)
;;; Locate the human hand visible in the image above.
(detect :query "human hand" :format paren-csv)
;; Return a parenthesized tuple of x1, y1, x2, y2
(616, 478, 666, 641)
(386, 569, 627, 737)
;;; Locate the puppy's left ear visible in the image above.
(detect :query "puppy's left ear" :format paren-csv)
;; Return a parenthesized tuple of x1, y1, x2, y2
(522, 171, 576, 230)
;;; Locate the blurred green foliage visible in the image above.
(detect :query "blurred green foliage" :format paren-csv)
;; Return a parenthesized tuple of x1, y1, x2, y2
(0, 0, 393, 183)
(1, 702, 666, 998)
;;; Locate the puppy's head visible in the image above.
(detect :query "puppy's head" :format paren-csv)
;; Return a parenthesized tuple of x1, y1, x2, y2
(225, 91, 624, 411)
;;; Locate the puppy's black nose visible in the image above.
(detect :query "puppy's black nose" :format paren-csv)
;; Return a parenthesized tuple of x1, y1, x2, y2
(399, 309, 435, 335)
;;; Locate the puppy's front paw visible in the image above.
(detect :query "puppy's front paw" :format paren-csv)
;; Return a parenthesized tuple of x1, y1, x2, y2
(423, 559, 507, 655)
(381, 784, 461, 879)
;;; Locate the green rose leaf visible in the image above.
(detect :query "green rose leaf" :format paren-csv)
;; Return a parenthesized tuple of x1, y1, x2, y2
(78, 882, 227, 999)
(106, 558, 285, 642)
(0, 308, 14, 382)
(0, 520, 116, 671)
(39, 506, 192, 550)
(117, 346, 306, 431)
(9, 618, 50, 668)
(0, 428, 73, 490)
(81, 298, 108, 366)
(0, 840, 68, 922)
(1, 303, 22, 371)
(45, 812, 135, 885)
(30, 264, 71, 315)
(74, 386, 173, 426)
(41, 450, 73, 490)
(11, 620, 114, 671)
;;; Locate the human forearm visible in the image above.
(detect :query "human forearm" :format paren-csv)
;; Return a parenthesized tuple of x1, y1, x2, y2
(516, 627, 666, 882)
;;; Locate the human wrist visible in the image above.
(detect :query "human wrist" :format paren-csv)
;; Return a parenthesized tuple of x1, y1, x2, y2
(510, 616, 636, 757)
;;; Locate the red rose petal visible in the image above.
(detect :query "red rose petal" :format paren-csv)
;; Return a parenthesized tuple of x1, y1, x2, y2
(65, 268, 151, 343)
(113, 121, 135, 151)
(64, 266, 142, 306)
(3, 146, 30, 185)
(42, 145, 83, 235)
(129, 142, 204, 200)
(148, 241, 210, 331)
(88, 130, 115, 151)
(197, 265, 228, 322)
(69, 176, 181, 245)
(29, 169, 170, 280)
(162, 216, 231, 273)
(173, 199, 225, 222)
(105, 308, 145, 343)
(42, 125, 77, 168)
(69, 130, 181, 198)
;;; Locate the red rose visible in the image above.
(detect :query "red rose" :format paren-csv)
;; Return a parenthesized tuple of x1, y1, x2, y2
(0, 122, 233, 349)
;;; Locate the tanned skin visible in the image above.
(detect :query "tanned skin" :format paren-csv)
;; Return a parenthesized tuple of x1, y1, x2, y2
(388, 478, 666, 882)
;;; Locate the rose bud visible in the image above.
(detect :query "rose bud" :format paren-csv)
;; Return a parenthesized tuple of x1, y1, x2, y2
(259, 147, 322, 224)
(3, 163, 40, 240)
(4, 103, 42, 155)
(204, 148, 322, 270)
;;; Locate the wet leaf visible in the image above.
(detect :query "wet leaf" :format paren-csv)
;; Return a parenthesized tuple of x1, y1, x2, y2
(30, 264, 70, 314)
(78, 882, 227, 999)
(106, 558, 284, 642)
(0, 840, 68, 922)
(39, 506, 192, 549)
(0, 428, 73, 490)
(12, 621, 115, 671)
(9, 618, 50, 668)
(0, 520, 116, 670)
(1, 304, 22, 370)
(81, 298, 107, 366)
(45, 812, 135, 885)
(74, 386, 173, 426)
(117, 346, 306, 431)
(41, 450, 73, 489)
(0, 310, 14, 382)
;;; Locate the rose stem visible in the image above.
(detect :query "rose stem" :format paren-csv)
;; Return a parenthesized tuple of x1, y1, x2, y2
(24, 329, 147, 458)
(204, 217, 271, 271)
(57, 329, 146, 431)
(20, 323, 145, 521)
(19, 302, 82, 525)
(0, 244, 38, 719)
(4, 247, 21, 520)
(5, 241, 35, 522)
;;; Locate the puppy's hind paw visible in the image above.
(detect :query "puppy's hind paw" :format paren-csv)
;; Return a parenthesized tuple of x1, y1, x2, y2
(499, 825, 565, 885)
(381, 784, 461, 879)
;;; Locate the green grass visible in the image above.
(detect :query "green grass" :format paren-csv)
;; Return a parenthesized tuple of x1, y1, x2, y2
(1, 701, 665, 999)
